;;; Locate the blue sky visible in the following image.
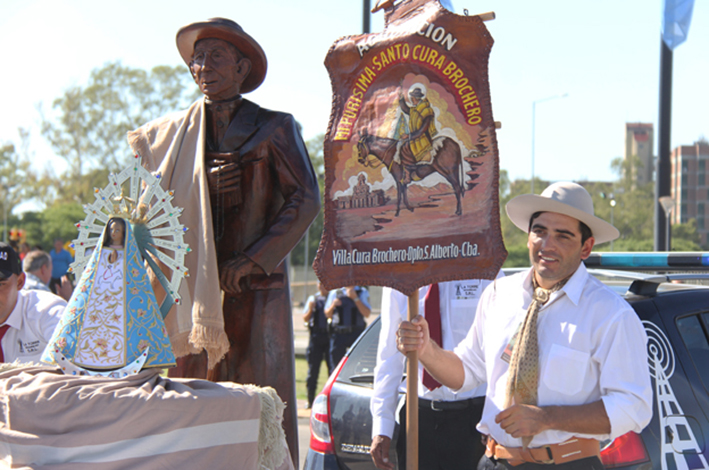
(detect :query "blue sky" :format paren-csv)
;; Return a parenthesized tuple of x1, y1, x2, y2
(1, 0, 707, 189)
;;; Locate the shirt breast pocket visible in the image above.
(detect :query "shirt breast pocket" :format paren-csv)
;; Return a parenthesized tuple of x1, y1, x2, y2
(542, 344, 590, 396)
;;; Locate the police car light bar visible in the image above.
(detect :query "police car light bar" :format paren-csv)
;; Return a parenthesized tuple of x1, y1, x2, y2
(585, 252, 709, 271)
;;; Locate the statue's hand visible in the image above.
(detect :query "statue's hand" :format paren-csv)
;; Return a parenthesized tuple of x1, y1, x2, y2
(206, 160, 242, 195)
(220, 254, 256, 294)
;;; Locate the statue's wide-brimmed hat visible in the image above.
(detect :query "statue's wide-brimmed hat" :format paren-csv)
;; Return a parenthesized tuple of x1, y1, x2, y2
(176, 17, 267, 94)
(409, 88, 425, 99)
(506, 182, 620, 244)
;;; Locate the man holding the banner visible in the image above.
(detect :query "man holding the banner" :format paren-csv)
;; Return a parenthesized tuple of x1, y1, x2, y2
(396, 182, 652, 468)
(371, 277, 501, 470)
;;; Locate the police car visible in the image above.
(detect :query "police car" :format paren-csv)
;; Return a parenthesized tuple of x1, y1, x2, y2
(304, 252, 709, 470)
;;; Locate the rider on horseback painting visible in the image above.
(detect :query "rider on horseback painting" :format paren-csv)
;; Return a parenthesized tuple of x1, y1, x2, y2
(396, 84, 439, 184)
(317, 0, 507, 308)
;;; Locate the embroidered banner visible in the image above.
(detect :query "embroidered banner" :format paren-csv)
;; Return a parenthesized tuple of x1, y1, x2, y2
(314, 0, 507, 295)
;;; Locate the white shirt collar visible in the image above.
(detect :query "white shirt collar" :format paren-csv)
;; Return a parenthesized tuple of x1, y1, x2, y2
(523, 262, 589, 307)
(562, 262, 590, 306)
(2, 289, 25, 330)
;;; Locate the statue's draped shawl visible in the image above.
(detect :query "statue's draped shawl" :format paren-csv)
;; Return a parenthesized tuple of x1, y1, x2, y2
(127, 100, 230, 369)
(42, 222, 175, 370)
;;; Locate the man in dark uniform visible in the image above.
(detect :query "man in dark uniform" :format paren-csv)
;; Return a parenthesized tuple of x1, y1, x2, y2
(325, 286, 371, 367)
(128, 18, 320, 465)
(303, 282, 332, 409)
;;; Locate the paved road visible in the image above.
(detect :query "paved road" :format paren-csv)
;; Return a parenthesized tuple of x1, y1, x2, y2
(293, 306, 312, 469)
(298, 409, 311, 469)
(291, 305, 377, 469)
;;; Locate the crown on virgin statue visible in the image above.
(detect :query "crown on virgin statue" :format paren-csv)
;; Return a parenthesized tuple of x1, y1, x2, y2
(108, 190, 149, 225)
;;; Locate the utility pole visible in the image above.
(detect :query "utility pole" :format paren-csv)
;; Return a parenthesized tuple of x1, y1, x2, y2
(363, 0, 371, 33)
(531, 94, 567, 194)
(655, 0, 694, 250)
(655, 38, 673, 251)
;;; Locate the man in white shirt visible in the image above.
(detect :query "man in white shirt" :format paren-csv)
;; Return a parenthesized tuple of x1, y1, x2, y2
(0, 243, 65, 363)
(22, 250, 53, 293)
(23, 250, 73, 300)
(370, 277, 501, 470)
(397, 182, 652, 469)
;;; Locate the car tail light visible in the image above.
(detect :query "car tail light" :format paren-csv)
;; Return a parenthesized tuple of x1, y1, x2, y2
(600, 432, 650, 468)
(309, 356, 348, 454)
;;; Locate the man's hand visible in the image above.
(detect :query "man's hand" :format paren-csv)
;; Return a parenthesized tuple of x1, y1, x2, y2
(325, 295, 340, 319)
(496, 401, 610, 438)
(397, 315, 466, 390)
(57, 275, 73, 301)
(220, 254, 256, 294)
(370, 435, 394, 470)
(396, 315, 431, 357)
(346, 286, 371, 317)
(206, 160, 242, 195)
(495, 404, 549, 439)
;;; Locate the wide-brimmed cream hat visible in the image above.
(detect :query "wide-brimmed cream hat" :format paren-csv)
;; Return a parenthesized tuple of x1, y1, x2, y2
(506, 182, 619, 244)
(176, 18, 267, 94)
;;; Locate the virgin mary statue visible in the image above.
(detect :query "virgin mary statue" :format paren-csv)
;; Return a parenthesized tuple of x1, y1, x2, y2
(42, 216, 176, 377)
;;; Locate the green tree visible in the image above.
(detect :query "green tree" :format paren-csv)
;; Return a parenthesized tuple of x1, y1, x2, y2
(291, 133, 325, 267)
(11, 203, 86, 253)
(16, 211, 44, 249)
(0, 141, 33, 237)
(1, 63, 201, 251)
(40, 62, 200, 203)
(504, 243, 530, 268)
(671, 219, 701, 251)
(499, 178, 548, 267)
(38, 203, 86, 249)
(498, 168, 510, 200)
(498, 174, 659, 265)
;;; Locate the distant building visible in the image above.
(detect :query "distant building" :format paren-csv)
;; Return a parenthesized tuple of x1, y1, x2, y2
(336, 191, 385, 209)
(336, 174, 386, 209)
(624, 123, 654, 187)
(670, 140, 709, 245)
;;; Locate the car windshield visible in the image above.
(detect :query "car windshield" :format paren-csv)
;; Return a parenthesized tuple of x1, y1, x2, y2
(338, 321, 381, 384)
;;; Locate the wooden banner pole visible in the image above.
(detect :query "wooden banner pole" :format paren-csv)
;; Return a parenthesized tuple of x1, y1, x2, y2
(406, 290, 419, 470)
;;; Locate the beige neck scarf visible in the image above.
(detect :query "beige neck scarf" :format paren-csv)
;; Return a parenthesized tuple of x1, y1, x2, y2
(504, 272, 569, 448)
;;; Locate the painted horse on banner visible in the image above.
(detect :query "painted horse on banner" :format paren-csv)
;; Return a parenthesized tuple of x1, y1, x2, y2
(356, 129, 465, 216)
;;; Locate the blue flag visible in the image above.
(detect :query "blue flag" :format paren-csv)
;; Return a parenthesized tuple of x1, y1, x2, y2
(440, 0, 455, 12)
(662, 0, 695, 50)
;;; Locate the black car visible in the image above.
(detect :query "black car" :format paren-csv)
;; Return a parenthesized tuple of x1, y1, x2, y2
(304, 252, 709, 469)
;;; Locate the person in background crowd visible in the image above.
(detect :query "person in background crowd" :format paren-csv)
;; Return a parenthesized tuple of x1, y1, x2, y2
(325, 285, 371, 367)
(23, 250, 72, 300)
(22, 250, 52, 293)
(49, 238, 72, 296)
(0, 243, 65, 363)
(303, 281, 332, 409)
(19, 242, 30, 261)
